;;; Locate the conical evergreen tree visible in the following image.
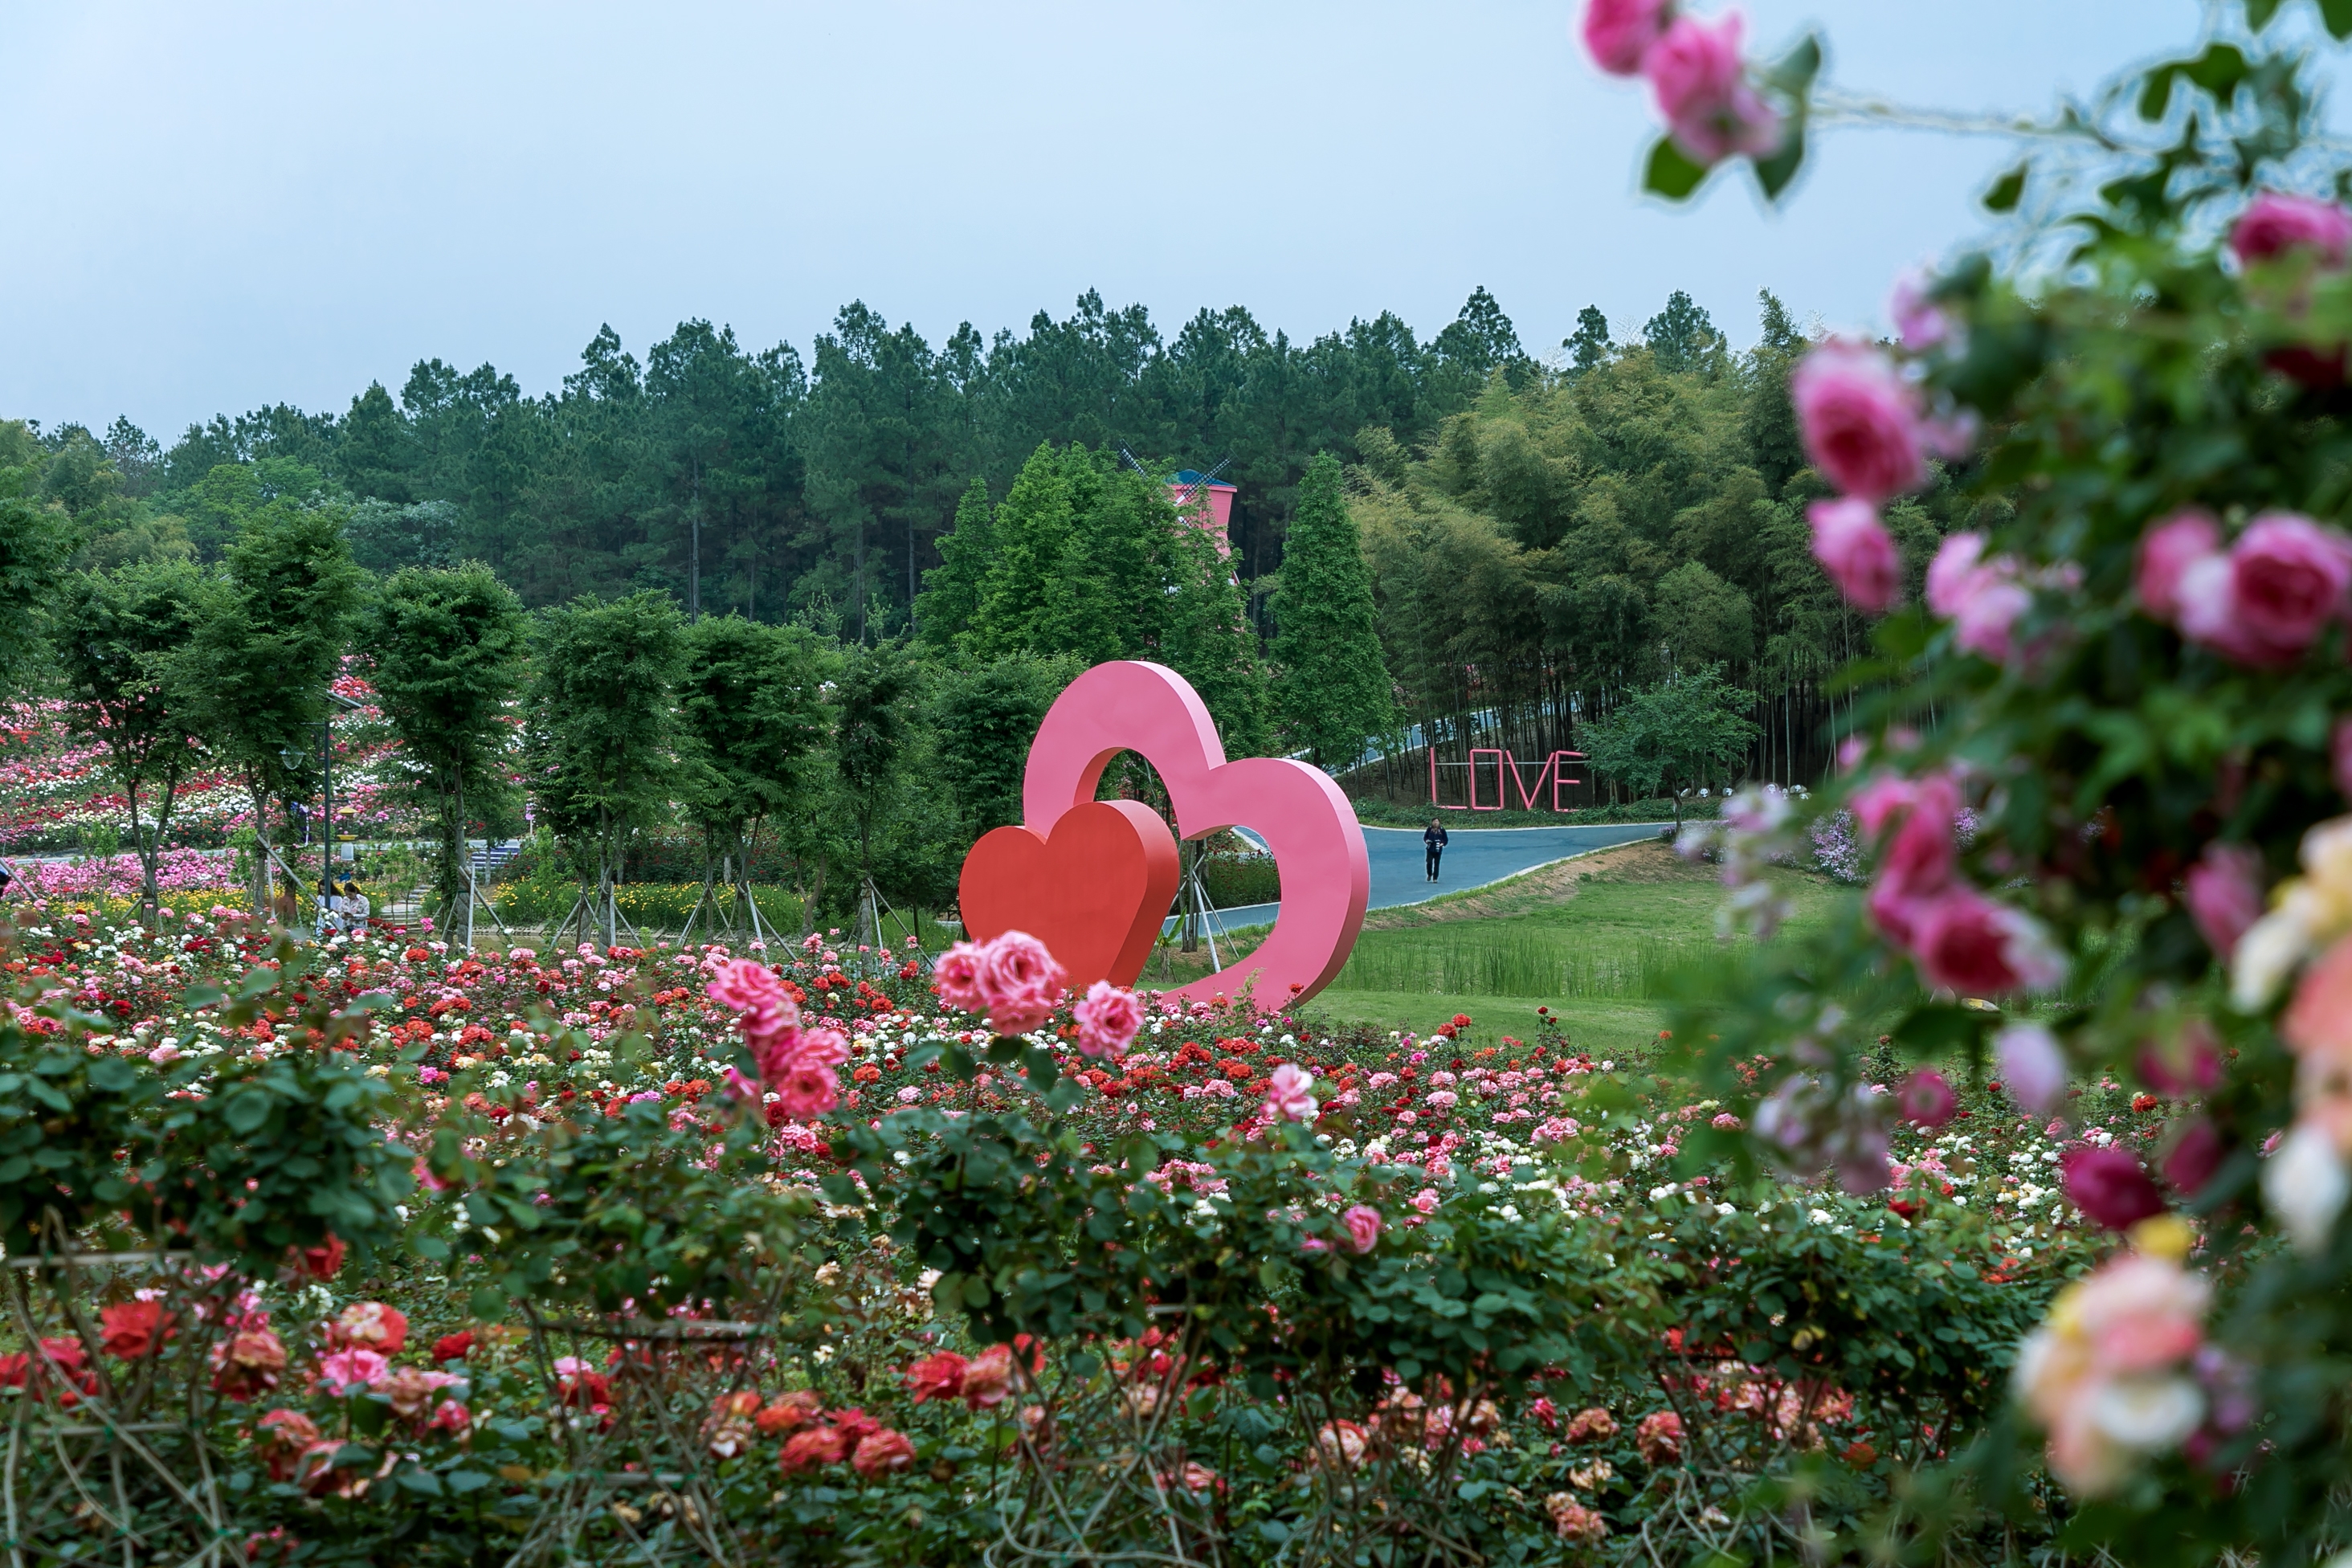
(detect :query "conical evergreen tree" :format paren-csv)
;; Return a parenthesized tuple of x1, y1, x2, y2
(914, 477, 992, 650)
(965, 444, 1076, 660)
(1165, 523, 1268, 755)
(1268, 454, 1392, 770)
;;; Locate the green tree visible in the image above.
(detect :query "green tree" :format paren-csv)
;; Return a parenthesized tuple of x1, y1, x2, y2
(1744, 288, 1808, 496)
(833, 642, 917, 941)
(525, 592, 687, 945)
(1652, 561, 1754, 673)
(964, 443, 1178, 664)
(1268, 455, 1392, 770)
(1565, 306, 1612, 377)
(0, 463, 76, 700)
(54, 561, 210, 921)
(1579, 665, 1760, 825)
(1644, 290, 1723, 374)
(676, 615, 832, 933)
(932, 652, 1082, 838)
(176, 495, 366, 919)
(366, 565, 529, 933)
(1165, 525, 1270, 755)
(914, 478, 994, 651)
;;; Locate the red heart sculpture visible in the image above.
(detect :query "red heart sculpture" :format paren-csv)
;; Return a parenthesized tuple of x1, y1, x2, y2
(956, 799, 1179, 990)
(1019, 662, 1370, 1007)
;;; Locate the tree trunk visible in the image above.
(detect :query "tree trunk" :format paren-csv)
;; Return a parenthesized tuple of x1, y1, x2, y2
(244, 776, 273, 919)
(435, 774, 468, 936)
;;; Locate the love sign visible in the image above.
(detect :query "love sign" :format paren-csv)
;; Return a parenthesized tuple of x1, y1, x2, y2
(955, 661, 1370, 1007)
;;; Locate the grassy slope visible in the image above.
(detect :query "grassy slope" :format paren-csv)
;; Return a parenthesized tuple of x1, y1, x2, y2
(1293, 839, 1842, 1058)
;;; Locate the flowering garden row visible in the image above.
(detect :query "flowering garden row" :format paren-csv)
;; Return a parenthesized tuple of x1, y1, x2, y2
(0, 894, 2200, 1564)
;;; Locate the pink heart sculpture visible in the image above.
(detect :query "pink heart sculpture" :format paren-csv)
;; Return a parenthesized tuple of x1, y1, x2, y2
(1019, 661, 1369, 1007)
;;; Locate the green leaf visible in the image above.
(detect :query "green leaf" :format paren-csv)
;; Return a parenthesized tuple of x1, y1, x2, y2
(1751, 120, 1807, 202)
(2324, 0, 2352, 36)
(2138, 65, 2179, 122)
(394, 1466, 444, 1497)
(1762, 31, 1822, 95)
(445, 1469, 493, 1495)
(2183, 43, 2248, 100)
(222, 1089, 272, 1135)
(1983, 162, 2028, 213)
(469, 1286, 507, 1318)
(1644, 138, 1710, 201)
(2244, 0, 2281, 25)
(1893, 1004, 1989, 1060)
(86, 1057, 137, 1093)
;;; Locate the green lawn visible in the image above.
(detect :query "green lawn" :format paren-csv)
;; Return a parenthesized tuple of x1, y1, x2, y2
(1290, 843, 1843, 1056)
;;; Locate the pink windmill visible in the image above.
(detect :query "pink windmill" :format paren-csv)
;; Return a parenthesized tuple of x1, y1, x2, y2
(1169, 464, 1236, 558)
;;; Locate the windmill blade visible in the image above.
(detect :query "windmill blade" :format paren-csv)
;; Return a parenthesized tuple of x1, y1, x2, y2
(1170, 453, 1233, 512)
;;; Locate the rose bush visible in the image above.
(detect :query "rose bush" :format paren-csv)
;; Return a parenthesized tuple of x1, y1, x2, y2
(1582, 0, 2352, 1559)
(0, 894, 2142, 1563)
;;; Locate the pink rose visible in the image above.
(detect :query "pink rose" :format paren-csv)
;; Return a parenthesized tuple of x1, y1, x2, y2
(975, 931, 1066, 1037)
(767, 1026, 848, 1119)
(1995, 1023, 2067, 1113)
(1910, 890, 2066, 996)
(2184, 841, 2264, 961)
(1642, 11, 1780, 165)
(1072, 981, 1144, 1060)
(960, 1344, 1015, 1410)
(1791, 341, 1927, 503)
(1340, 1203, 1383, 1255)
(708, 958, 803, 1081)
(1856, 773, 1960, 948)
(1264, 1063, 1318, 1123)
(2138, 1021, 2224, 1099)
(2229, 191, 2352, 269)
(933, 942, 986, 1014)
(315, 1346, 389, 1394)
(1897, 1069, 1956, 1128)
(1807, 498, 1901, 615)
(2162, 1117, 2226, 1196)
(771, 1061, 839, 1120)
(707, 957, 785, 1015)
(1923, 532, 2036, 662)
(1889, 268, 1953, 351)
(2134, 510, 2222, 621)
(851, 1427, 916, 1478)
(1580, 0, 1673, 76)
(2174, 512, 2352, 668)
(2060, 1145, 2167, 1231)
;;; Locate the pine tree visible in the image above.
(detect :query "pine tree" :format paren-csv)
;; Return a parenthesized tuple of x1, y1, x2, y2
(1165, 525, 1269, 755)
(1644, 291, 1721, 374)
(1565, 306, 1611, 378)
(1268, 454, 1391, 770)
(914, 477, 992, 650)
(965, 444, 1076, 659)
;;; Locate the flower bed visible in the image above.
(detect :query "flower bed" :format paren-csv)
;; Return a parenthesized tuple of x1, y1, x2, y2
(0, 904, 2138, 1564)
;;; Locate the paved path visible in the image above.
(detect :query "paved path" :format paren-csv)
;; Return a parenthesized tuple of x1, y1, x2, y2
(1167, 821, 1665, 936)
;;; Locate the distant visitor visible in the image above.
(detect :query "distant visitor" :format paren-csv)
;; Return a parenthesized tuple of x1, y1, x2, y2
(1424, 819, 1448, 881)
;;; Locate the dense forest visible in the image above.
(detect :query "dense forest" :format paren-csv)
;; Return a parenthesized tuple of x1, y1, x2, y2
(6, 282, 1986, 815)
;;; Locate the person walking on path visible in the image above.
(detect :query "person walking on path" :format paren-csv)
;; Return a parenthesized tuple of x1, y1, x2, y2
(1423, 819, 1449, 881)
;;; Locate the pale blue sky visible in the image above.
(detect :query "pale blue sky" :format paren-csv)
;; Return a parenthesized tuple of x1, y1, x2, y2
(0, 1, 2246, 439)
